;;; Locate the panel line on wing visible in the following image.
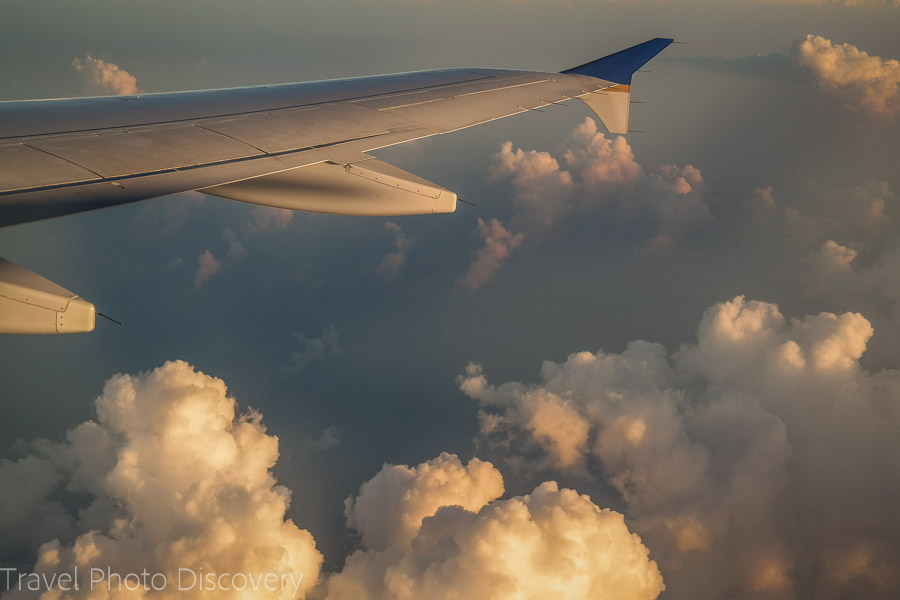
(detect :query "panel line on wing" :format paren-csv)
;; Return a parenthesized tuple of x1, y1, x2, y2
(0, 73, 495, 142)
(21, 144, 106, 180)
(0, 132, 389, 197)
(193, 124, 270, 155)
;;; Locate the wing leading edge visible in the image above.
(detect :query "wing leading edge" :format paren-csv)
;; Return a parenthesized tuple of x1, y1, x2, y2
(0, 38, 673, 334)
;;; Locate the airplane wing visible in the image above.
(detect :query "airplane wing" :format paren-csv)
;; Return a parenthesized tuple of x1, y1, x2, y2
(0, 38, 672, 334)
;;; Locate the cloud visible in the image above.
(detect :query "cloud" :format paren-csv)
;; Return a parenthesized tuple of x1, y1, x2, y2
(760, 180, 895, 254)
(305, 425, 342, 451)
(0, 361, 321, 598)
(491, 141, 574, 229)
(797, 34, 900, 116)
(248, 206, 294, 236)
(460, 296, 900, 599)
(129, 191, 206, 239)
(491, 118, 712, 251)
(71, 54, 141, 96)
(460, 218, 525, 291)
(193, 249, 224, 289)
(563, 118, 643, 188)
(378, 222, 415, 278)
(325, 454, 664, 600)
(344, 453, 504, 552)
(223, 227, 248, 263)
(285, 325, 341, 372)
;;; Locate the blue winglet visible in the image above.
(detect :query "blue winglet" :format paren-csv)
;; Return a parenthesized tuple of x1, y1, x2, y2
(562, 38, 674, 85)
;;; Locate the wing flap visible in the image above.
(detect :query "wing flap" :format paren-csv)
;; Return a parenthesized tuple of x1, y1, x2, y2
(0, 258, 95, 334)
(202, 158, 457, 216)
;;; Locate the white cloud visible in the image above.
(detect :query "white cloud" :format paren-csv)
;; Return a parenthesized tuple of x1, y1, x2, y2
(344, 453, 504, 552)
(378, 221, 415, 278)
(326, 455, 664, 600)
(797, 34, 900, 117)
(72, 54, 141, 96)
(460, 296, 900, 599)
(193, 249, 224, 289)
(460, 218, 524, 291)
(0, 361, 321, 598)
(492, 141, 574, 229)
(563, 118, 642, 188)
(286, 325, 341, 372)
(492, 118, 712, 251)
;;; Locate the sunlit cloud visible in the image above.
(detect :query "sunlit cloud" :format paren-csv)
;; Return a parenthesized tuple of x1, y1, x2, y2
(0, 361, 322, 598)
(677, 34, 900, 117)
(492, 119, 711, 252)
(325, 453, 664, 600)
(460, 296, 900, 599)
(460, 218, 524, 291)
(797, 34, 900, 117)
(72, 54, 141, 96)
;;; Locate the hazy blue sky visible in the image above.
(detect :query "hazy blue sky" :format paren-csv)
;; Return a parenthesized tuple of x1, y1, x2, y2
(2, 1, 899, 599)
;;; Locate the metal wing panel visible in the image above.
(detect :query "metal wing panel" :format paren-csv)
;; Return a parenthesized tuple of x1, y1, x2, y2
(199, 102, 414, 154)
(0, 145, 100, 191)
(25, 126, 264, 178)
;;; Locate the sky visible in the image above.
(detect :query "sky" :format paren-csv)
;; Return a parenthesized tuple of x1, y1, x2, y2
(1, 0, 900, 598)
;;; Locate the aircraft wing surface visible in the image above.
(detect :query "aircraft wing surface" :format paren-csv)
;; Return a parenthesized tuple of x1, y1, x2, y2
(0, 38, 673, 333)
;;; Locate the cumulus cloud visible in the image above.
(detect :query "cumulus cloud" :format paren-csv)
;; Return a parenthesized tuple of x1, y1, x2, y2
(194, 249, 224, 289)
(796, 35, 900, 116)
(378, 222, 415, 278)
(491, 141, 574, 228)
(344, 453, 504, 552)
(326, 454, 664, 600)
(0, 361, 321, 598)
(460, 218, 524, 291)
(491, 118, 711, 251)
(72, 54, 141, 96)
(460, 296, 900, 599)
(285, 325, 341, 372)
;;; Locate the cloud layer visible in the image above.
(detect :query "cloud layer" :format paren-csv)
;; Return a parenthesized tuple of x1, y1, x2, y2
(461, 296, 900, 599)
(0, 368, 667, 600)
